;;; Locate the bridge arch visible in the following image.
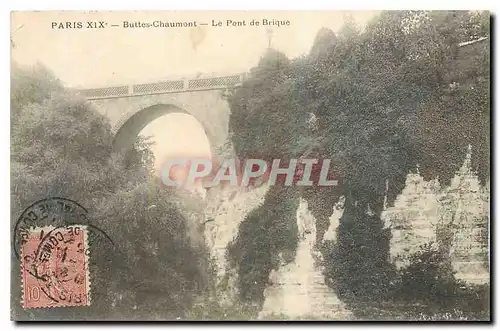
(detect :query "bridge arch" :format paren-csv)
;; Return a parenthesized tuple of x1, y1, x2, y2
(113, 103, 216, 158)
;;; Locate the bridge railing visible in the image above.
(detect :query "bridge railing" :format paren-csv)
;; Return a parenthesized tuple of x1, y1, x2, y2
(79, 73, 246, 100)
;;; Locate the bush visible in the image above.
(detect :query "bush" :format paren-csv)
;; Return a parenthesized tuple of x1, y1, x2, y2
(11, 64, 209, 320)
(322, 196, 398, 303)
(397, 242, 456, 305)
(227, 186, 300, 305)
(395, 242, 490, 319)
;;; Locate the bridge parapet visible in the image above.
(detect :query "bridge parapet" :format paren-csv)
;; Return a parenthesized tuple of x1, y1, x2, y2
(80, 73, 245, 100)
(81, 85, 129, 99)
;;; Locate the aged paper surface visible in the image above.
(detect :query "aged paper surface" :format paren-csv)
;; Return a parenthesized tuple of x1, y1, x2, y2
(11, 11, 490, 321)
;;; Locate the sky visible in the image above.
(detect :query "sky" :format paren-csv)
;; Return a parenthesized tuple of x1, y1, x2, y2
(11, 11, 377, 87)
(11, 11, 378, 176)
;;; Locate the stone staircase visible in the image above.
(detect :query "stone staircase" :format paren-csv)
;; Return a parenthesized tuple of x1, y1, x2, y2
(382, 146, 489, 284)
(259, 198, 352, 320)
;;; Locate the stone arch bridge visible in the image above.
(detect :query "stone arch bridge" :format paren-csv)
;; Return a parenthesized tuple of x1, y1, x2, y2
(79, 74, 246, 159)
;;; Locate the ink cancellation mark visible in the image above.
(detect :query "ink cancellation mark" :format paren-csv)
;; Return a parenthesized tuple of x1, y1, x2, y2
(21, 225, 90, 309)
(14, 197, 89, 259)
(13, 197, 114, 261)
(14, 197, 116, 309)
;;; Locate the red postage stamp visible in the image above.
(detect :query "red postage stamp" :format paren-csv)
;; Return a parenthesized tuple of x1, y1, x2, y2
(21, 225, 91, 309)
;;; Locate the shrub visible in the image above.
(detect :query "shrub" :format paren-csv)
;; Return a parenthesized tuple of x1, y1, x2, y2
(227, 186, 300, 305)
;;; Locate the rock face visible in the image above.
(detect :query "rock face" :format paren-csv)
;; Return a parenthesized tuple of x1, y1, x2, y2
(381, 171, 441, 269)
(259, 198, 352, 320)
(200, 147, 489, 319)
(382, 146, 489, 284)
(203, 184, 270, 279)
(443, 149, 489, 284)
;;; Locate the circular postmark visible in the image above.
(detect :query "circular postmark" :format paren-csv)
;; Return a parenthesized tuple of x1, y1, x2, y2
(13, 197, 113, 260)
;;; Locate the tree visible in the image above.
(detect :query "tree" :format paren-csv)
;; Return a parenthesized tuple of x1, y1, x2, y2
(227, 186, 299, 307)
(228, 49, 309, 162)
(226, 10, 490, 311)
(11, 64, 208, 320)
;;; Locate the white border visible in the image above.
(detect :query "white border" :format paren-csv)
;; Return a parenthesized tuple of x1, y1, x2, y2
(2, 1, 499, 330)
(3, 0, 499, 10)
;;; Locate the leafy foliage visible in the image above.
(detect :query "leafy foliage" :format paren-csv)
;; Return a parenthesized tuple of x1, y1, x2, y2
(11, 64, 208, 320)
(397, 242, 456, 304)
(226, 10, 490, 313)
(228, 49, 312, 162)
(396, 242, 489, 318)
(227, 186, 299, 305)
(322, 196, 398, 302)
